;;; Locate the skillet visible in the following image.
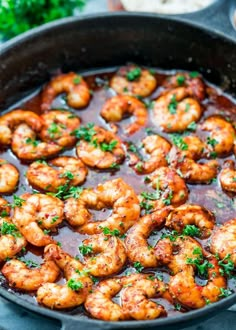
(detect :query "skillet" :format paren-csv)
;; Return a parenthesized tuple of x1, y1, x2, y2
(0, 0, 236, 328)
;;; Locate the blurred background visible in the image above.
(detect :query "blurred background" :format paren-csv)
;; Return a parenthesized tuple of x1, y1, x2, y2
(0, 0, 235, 41)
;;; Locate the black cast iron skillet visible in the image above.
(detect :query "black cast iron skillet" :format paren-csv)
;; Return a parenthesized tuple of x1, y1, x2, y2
(0, 0, 236, 329)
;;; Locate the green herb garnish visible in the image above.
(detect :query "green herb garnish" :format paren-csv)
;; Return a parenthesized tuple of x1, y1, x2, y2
(126, 67, 142, 81)
(67, 278, 83, 291)
(79, 244, 93, 255)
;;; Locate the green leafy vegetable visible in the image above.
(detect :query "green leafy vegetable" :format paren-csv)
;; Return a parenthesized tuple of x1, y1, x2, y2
(0, 0, 86, 40)
(8, 195, 25, 208)
(67, 278, 83, 291)
(182, 225, 201, 237)
(126, 67, 142, 81)
(168, 95, 178, 114)
(170, 134, 188, 150)
(72, 123, 96, 142)
(176, 75, 185, 86)
(100, 140, 118, 152)
(133, 261, 144, 273)
(0, 221, 21, 237)
(79, 244, 93, 255)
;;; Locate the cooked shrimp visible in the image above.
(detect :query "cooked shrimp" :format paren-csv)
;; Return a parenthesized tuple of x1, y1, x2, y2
(169, 147, 218, 183)
(0, 109, 42, 145)
(101, 95, 148, 135)
(147, 167, 188, 209)
(128, 135, 171, 174)
(85, 277, 126, 321)
(0, 125, 12, 146)
(39, 110, 80, 148)
(201, 116, 235, 156)
(125, 208, 171, 268)
(174, 135, 206, 160)
(85, 274, 167, 321)
(37, 244, 93, 309)
(41, 72, 91, 111)
(65, 178, 140, 235)
(169, 257, 227, 309)
(152, 87, 203, 132)
(11, 124, 62, 161)
(13, 193, 64, 246)
(166, 204, 215, 238)
(81, 234, 126, 276)
(121, 274, 168, 320)
(163, 72, 206, 101)
(27, 156, 87, 192)
(155, 236, 203, 275)
(2, 258, 60, 291)
(76, 125, 125, 169)
(0, 159, 19, 194)
(210, 218, 236, 266)
(110, 65, 157, 97)
(0, 198, 26, 261)
(219, 160, 236, 193)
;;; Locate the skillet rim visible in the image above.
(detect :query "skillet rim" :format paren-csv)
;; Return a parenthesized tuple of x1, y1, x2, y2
(0, 11, 236, 328)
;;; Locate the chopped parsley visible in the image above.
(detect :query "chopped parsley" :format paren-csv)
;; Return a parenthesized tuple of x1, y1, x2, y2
(79, 244, 93, 255)
(109, 163, 120, 170)
(161, 230, 178, 242)
(19, 258, 40, 268)
(51, 216, 59, 224)
(217, 254, 234, 277)
(182, 225, 201, 237)
(189, 71, 200, 78)
(140, 201, 154, 214)
(67, 278, 83, 291)
(141, 190, 160, 201)
(47, 122, 63, 138)
(126, 67, 142, 81)
(133, 261, 144, 273)
(72, 123, 96, 142)
(170, 135, 188, 150)
(168, 95, 178, 114)
(185, 103, 191, 112)
(73, 75, 81, 84)
(207, 137, 218, 147)
(48, 184, 83, 200)
(0, 222, 21, 237)
(219, 288, 233, 298)
(25, 137, 40, 147)
(100, 227, 120, 237)
(8, 195, 25, 208)
(0, 210, 9, 218)
(187, 121, 197, 131)
(100, 140, 118, 152)
(59, 171, 74, 180)
(176, 75, 185, 86)
(162, 190, 173, 206)
(186, 248, 213, 277)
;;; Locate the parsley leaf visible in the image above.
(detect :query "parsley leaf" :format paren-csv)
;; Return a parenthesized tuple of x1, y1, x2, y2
(168, 95, 178, 114)
(133, 261, 144, 273)
(126, 67, 142, 81)
(100, 140, 118, 152)
(176, 75, 185, 86)
(72, 123, 96, 142)
(182, 225, 201, 237)
(170, 134, 188, 150)
(0, 0, 86, 40)
(79, 244, 93, 255)
(67, 278, 83, 291)
(0, 222, 22, 238)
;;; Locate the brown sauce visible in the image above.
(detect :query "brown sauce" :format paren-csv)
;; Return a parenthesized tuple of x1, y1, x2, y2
(0, 67, 235, 319)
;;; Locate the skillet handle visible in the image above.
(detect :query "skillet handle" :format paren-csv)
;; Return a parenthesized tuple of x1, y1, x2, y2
(178, 0, 236, 38)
